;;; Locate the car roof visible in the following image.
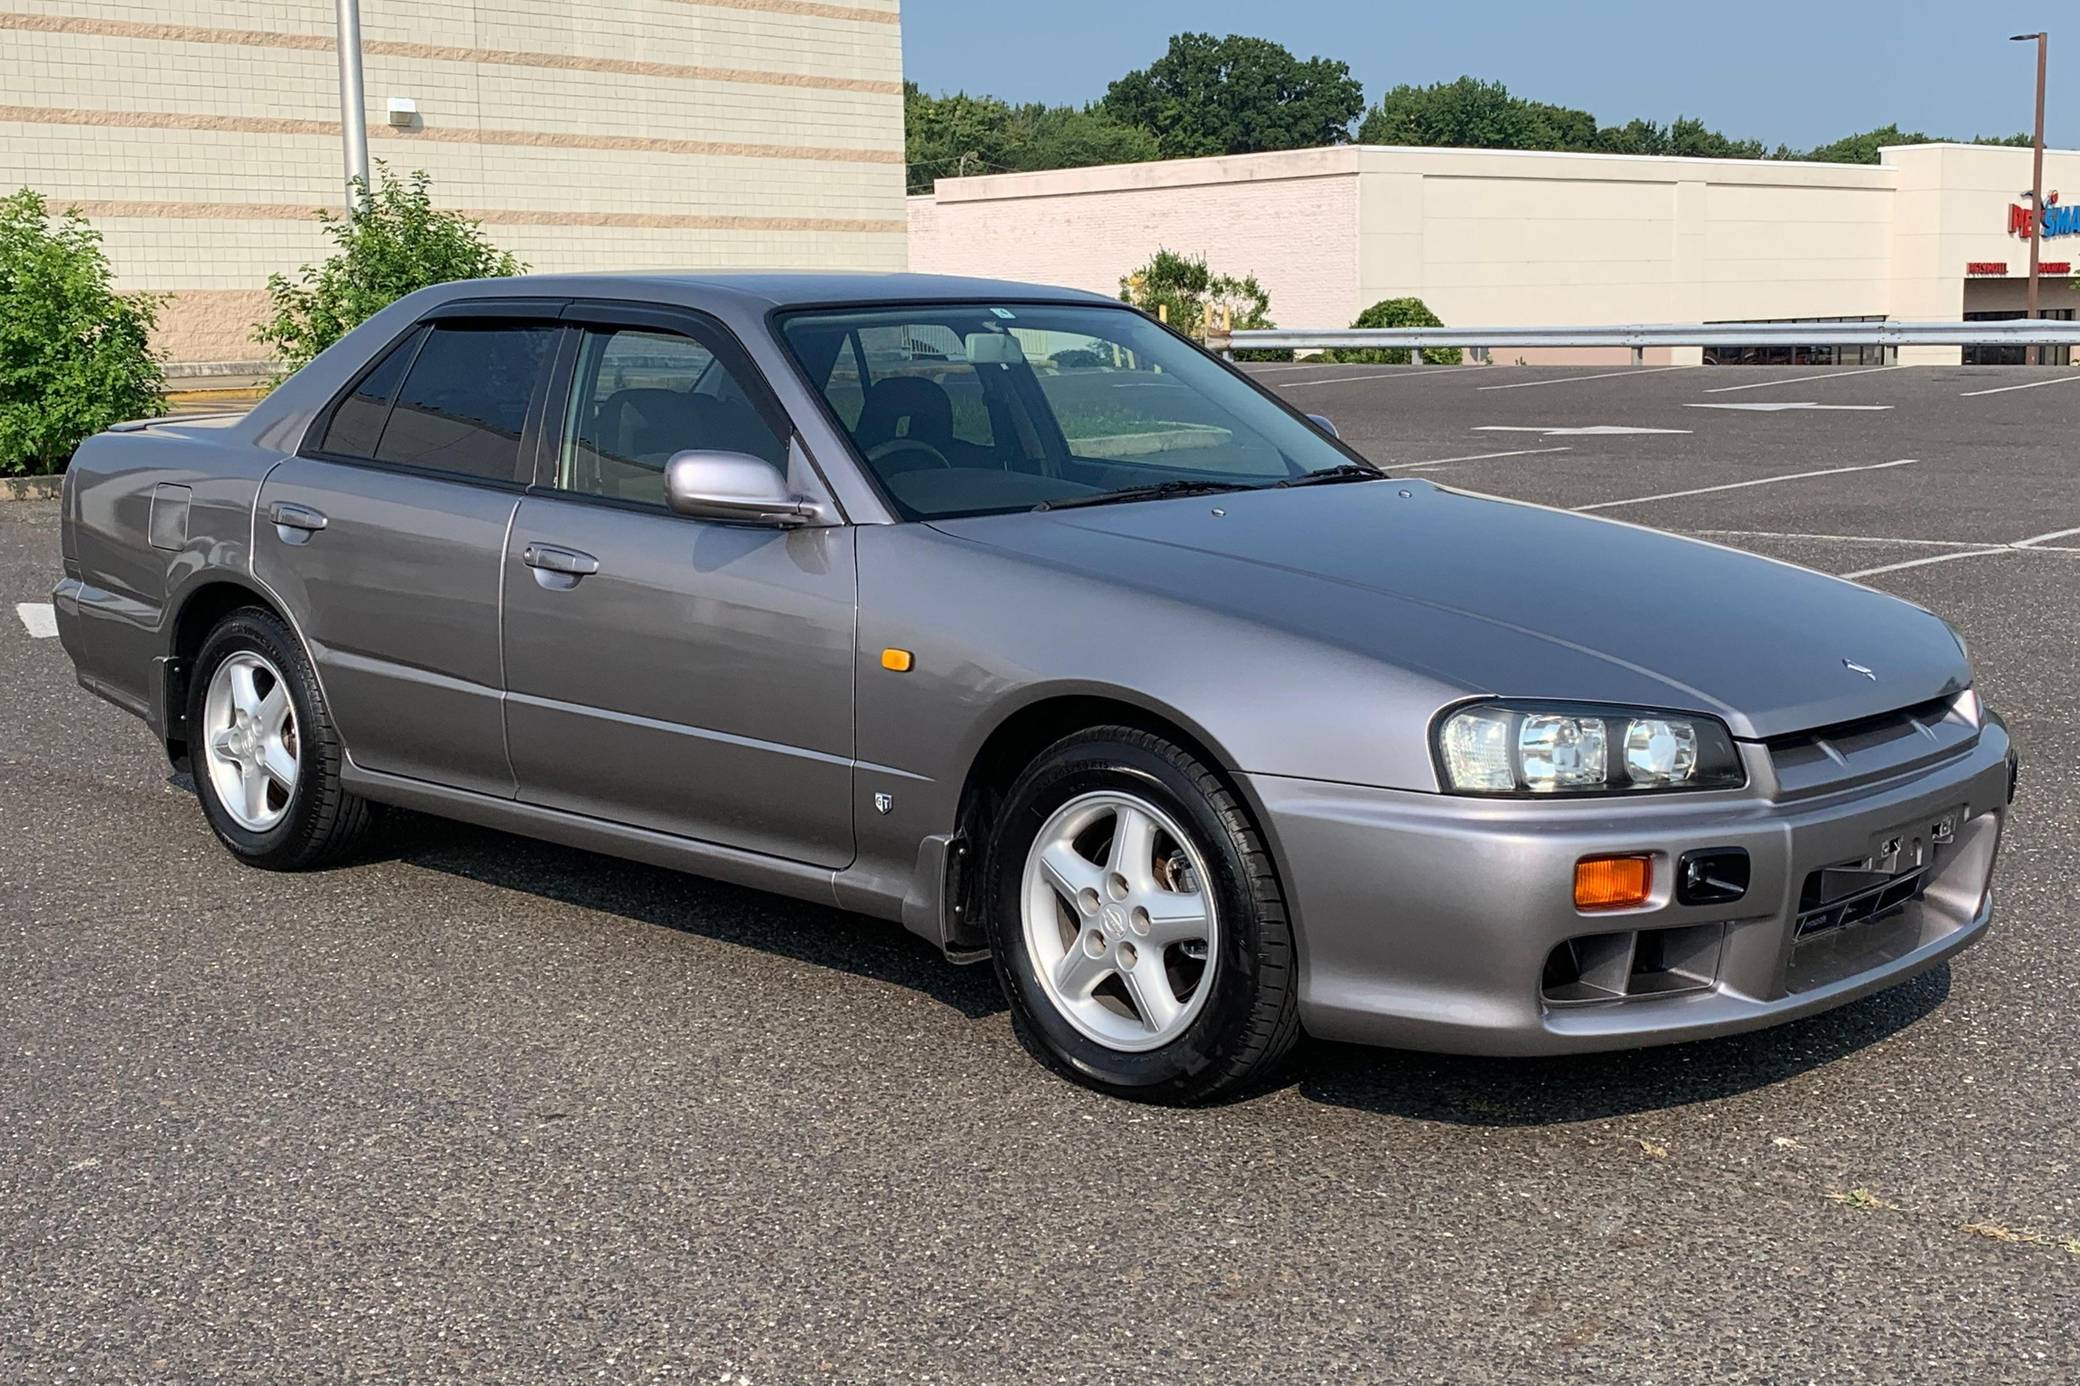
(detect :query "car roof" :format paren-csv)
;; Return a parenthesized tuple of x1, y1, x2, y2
(427, 270, 1120, 311)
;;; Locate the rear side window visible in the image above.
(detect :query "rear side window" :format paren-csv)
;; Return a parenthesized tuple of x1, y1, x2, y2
(371, 323, 556, 482)
(316, 326, 422, 458)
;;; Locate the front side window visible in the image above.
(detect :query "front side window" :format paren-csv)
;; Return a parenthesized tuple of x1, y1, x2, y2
(557, 326, 788, 506)
(779, 303, 1356, 519)
(370, 322, 556, 482)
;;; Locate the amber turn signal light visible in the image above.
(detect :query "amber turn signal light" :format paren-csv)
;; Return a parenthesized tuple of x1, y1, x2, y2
(880, 647, 914, 672)
(1575, 854, 1652, 911)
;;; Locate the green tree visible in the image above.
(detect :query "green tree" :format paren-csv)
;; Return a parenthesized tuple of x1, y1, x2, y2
(1321, 297, 1462, 367)
(1118, 248, 1291, 360)
(0, 188, 162, 476)
(905, 84, 1158, 193)
(255, 163, 523, 374)
(1802, 124, 2030, 164)
(1103, 33, 1364, 159)
(1357, 77, 1765, 162)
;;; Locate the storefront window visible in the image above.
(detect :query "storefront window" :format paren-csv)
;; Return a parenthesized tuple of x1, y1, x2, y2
(1962, 309, 2074, 366)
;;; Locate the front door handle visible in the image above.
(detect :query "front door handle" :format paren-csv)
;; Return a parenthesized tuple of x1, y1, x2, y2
(522, 543, 600, 589)
(268, 501, 328, 544)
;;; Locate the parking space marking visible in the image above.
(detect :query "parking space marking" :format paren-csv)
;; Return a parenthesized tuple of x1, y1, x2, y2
(1282, 364, 1492, 387)
(1685, 401, 1893, 412)
(2012, 525, 2080, 547)
(1572, 458, 1917, 513)
(1685, 528, 2013, 549)
(1701, 365, 1908, 393)
(1474, 424, 1692, 436)
(1840, 548, 2019, 580)
(1958, 374, 2080, 398)
(1399, 446, 1572, 470)
(15, 602, 58, 638)
(1477, 364, 1696, 391)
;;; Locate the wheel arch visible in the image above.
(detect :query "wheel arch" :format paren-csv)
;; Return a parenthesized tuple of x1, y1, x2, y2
(158, 574, 297, 767)
(946, 687, 1285, 946)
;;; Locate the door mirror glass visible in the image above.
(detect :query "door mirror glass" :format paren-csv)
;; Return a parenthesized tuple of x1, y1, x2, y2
(664, 450, 812, 526)
(1306, 413, 1339, 439)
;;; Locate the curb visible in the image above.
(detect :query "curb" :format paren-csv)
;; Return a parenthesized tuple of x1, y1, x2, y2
(2, 476, 62, 502)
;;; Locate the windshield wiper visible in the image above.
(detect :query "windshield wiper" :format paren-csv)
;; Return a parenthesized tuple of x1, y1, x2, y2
(1268, 462, 1388, 488)
(1033, 479, 1257, 511)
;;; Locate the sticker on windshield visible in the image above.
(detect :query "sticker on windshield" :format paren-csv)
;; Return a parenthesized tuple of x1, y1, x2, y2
(989, 307, 1016, 319)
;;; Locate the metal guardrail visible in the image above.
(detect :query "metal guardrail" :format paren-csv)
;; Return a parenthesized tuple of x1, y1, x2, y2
(1211, 319, 2080, 361)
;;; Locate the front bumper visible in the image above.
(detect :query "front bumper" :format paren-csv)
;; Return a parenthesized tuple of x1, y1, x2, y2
(1245, 718, 2014, 1055)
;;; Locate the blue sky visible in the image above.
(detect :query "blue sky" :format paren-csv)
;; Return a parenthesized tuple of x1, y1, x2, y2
(901, 1, 2077, 152)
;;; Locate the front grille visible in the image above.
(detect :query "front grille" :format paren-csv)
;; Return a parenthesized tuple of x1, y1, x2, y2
(1767, 696, 1973, 797)
(1794, 865, 1927, 939)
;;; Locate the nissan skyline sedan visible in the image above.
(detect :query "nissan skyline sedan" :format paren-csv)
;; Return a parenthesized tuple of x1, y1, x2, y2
(52, 272, 2017, 1102)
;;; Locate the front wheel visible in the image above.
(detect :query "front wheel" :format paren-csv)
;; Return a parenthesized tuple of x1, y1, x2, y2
(188, 606, 374, 870)
(983, 726, 1300, 1103)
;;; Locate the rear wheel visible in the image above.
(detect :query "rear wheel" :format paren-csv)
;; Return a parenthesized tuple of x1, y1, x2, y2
(984, 726, 1299, 1103)
(189, 606, 373, 869)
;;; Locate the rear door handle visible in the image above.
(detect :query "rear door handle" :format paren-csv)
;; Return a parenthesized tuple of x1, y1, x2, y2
(522, 543, 600, 589)
(267, 501, 328, 543)
(522, 544, 599, 576)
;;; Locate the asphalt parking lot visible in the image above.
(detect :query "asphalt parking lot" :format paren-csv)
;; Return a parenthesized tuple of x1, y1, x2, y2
(4, 363, 2078, 1382)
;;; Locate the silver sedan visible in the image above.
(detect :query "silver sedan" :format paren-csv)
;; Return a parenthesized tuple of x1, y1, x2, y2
(53, 273, 2017, 1102)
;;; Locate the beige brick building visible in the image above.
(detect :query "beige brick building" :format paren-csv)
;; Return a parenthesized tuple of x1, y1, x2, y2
(1, 0, 906, 366)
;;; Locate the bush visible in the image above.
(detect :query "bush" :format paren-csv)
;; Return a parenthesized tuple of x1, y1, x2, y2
(256, 163, 524, 375)
(0, 188, 163, 476)
(1321, 297, 1463, 366)
(1119, 249, 1291, 361)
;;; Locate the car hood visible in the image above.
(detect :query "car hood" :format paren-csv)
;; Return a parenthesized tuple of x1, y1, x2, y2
(929, 479, 1969, 740)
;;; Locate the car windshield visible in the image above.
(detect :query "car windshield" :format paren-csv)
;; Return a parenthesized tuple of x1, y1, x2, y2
(777, 302, 1367, 519)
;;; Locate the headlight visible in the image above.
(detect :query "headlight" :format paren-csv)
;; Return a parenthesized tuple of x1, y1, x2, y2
(1437, 703, 1745, 795)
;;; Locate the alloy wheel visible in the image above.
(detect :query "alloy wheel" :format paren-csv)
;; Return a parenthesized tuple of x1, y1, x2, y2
(1020, 790, 1218, 1052)
(201, 650, 299, 833)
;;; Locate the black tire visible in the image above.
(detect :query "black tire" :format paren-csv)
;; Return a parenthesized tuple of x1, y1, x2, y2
(188, 605, 375, 870)
(983, 726, 1300, 1103)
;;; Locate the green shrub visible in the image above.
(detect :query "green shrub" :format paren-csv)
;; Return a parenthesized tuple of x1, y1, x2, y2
(256, 163, 524, 375)
(1322, 297, 1463, 366)
(1119, 249, 1292, 361)
(0, 188, 163, 476)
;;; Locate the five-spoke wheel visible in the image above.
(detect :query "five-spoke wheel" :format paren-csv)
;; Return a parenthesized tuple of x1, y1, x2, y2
(201, 650, 299, 832)
(986, 726, 1299, 1103)
(1022, 791, 1217, 1051)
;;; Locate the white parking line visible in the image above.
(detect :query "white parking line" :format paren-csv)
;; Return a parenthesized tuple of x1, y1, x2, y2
(1682, 528, 1992, 549)
(1477, 364, 1696, 391)
(1473, 424, 1692, 435)
(1571, 459, 1917, 513)
(1840, 549, 2018, 580)
(1958, 374, 2080, 398)
(1684, 402, 1893, 412)
(2012, 524, 2080, 547)
(1281, 364, 1492, 387)
(15, 602, 58, 638)
(1701, 365, 1907, 394)
(1399, 446, 1572, 470)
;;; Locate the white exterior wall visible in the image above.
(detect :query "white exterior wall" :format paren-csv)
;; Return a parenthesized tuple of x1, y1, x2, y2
(0, 0, 907, 364)
(907, 147, 1362, 333)
(910, 142, 2080, 367)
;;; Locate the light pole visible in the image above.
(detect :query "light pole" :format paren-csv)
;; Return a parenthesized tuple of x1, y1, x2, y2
(2010, 32, 2048, 364)
(336, 0, 370, 207)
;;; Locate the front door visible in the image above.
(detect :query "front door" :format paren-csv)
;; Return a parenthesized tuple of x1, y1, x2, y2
(499, 309, 857, 867)
(256, 315, 559, 796)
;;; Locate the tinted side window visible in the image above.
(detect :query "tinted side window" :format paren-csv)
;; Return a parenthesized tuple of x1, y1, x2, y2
(557, 326, 787, 507)
(373, 323, 555, 482)
(317, 326, 422, 458)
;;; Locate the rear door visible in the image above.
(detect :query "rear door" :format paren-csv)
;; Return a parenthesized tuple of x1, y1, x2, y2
(255, 308, 561, 796)
(499, 304, 857, 866)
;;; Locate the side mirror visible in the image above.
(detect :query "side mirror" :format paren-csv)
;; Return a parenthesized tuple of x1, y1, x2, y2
(1306, 413, 1340, 439)
(664, 450, 828, 527)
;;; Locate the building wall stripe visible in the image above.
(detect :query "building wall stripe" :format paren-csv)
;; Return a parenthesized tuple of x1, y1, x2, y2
(0, 104, 901, 164)
(0, 13, 903, 95)
(662, 0, 899, 24)
(58, 198, 904, 234)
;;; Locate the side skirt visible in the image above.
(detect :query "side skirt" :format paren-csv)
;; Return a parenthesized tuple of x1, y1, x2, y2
(342, 763, 847, 913)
